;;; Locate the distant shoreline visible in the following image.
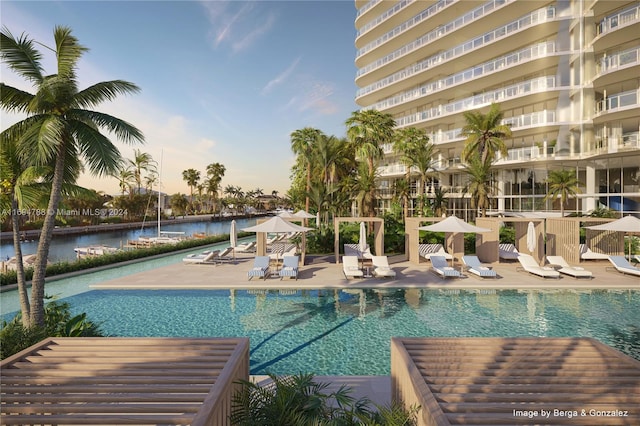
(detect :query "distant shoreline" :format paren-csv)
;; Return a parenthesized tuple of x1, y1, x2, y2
(0, 213, 268, 241)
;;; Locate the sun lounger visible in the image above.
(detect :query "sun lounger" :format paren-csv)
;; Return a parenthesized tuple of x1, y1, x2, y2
(517, 254, 560, 279)
(247, 256, 270, 280)
(214, 247, 234, 263)
(343, 255, 364, 279)
(344, 244, 373, 260)
(183, 250, 219, 264)
(430, 255, 460, 279)
(279, 255, 299, 280)
(499, 243, 520, 260)
(546, 255, 593, 279)
(579, 244, 609, 260)
(462, 255, 497, 278)
(371, 256, 396, 278)
(418, 244, 453, 260)
(235, 241, 256, 253)
(607, 256, 640, 277)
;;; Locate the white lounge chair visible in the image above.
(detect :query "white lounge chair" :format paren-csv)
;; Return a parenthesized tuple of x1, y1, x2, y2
(546, 256, 593, 279)
(430, 255, 460, 279)
(183, 250, 219, 264)
(213, 247, 234, 264)
(343, 256, 364, 279)
(371, 256, 396, 278)
(499, 243, 520, 260)
(247, 256, 271, 280)
(235, 241, 256, 253)
(517, 254, 560, 279)
(579, 244, 609, 260)
(462, 255, 497, 279)
(607, 256, 640, 277)
(344, 244, 373, 260)
(279, 255, 299, 280)
(418, 244, 453, 260)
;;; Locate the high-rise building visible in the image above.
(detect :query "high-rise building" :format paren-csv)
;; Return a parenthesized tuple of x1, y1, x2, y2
(354, 0, 639, 218)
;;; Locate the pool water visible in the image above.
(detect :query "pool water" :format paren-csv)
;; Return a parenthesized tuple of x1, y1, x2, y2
(46, 288, 640, 375)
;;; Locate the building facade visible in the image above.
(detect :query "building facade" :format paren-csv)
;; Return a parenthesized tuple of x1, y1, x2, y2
(354, 0, 640, 218)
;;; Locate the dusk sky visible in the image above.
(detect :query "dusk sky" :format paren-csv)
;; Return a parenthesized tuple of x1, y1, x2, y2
(1, 1, 359, 196)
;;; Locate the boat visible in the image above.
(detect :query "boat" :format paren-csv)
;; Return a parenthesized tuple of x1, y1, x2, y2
(74, 245, 120, 259)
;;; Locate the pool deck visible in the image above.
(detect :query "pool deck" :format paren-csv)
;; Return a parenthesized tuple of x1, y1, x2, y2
(90, 253, 639, 408)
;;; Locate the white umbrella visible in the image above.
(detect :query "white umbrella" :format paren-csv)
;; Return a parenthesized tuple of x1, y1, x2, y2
(526, 221, 536, 253)
(242, 216, 312, 233)
(229, 220, 237, 260)
(418, 216, 491, 265)
(277, 210, 296, 218)
(585, 216, 640, 257)
(293, 210, 316, 219)
(316, 211, 321, 228)
(359, 222, 367, 252)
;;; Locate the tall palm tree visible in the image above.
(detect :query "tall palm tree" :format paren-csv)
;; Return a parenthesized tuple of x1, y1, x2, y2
(345, 110, 396, 216)
(128, 149, 156, 194)
(463, 156, 497, 218)
(113, 164, 135, 197)
(543, 169, 581, 216)
(1, 26, 144, 326)
(291, 127, 322, 214)
(182, 168, 200, 212)
(460, 103, 511, 165)
(392, 178, 411, 221)
(393, 127, 437, 216)
(205, 162, 225, 213)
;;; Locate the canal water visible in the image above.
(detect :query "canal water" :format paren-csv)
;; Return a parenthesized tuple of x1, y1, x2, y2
(0, 217, 257, 263)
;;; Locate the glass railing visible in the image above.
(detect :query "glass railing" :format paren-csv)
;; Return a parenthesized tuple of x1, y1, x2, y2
(597, 3, 640, 35)
(357, 6, 554, 79)
(596, 46, 640, 76)
(366, 43, 556, 107)
(501, 110, 556, 129)
(357, 0, 415, 37)
(595, 89, 639, 114)
(356, 0, 383, 18)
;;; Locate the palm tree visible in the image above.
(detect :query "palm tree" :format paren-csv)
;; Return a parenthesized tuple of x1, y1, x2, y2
(1, 26, 144, 326)
(544, 169, 581, 217)
(393, 127, 437, 216)
(345, 110, 395, 216)
(205, 162, 225, 213)
(349, 162, 379, 217)
(430, 186, 449, 217)
(181, 168, 200, 212)
(291, 127, 322, 214)
(392, 178, 411, 221)
(460, 103, 511, 165)
(463, 156, 497, 217)
(113, 164, 135, 197)
(128, 149, 156, 194)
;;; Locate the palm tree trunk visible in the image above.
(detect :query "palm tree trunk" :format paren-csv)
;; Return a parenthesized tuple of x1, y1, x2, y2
(30, 140, 68, 326)
(305, 163, 311, 214)
(11, 198, 31, 328)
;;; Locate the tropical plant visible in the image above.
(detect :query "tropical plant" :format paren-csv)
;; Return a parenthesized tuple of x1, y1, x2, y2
(206, 162, 225, 213)
(291, 127, 322, 214)
(430, 186, 449, 217)
(128, 149, 156, 194)
(463, 156, 497, 217)
(181, 168, 200, 212)
(460, 103, 511, 165)
(1, 26, 144, 327)
(350, 162, 379, 217)
(392, 178, 411, 221)
(543, 169, 581, 217)
(169, 193, 188, 217)
(113, 163, 135, 196)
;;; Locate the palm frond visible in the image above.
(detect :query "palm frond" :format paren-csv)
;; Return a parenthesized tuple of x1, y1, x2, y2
(70, 119, 122, 176)
(18, 115, 66, 166)
(69, 109, 144, 144)
(0, 83, 35, 113)
(53, 26, 87, 78)
(74, 80, 141, 108)
(0, 27, 44, 83)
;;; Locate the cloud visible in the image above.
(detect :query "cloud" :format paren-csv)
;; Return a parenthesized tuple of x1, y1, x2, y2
(261, 57, 301, 95)
(278, 77, 338, 116)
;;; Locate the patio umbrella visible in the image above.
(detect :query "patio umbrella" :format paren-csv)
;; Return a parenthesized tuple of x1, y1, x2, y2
(293, 210, 316, 219)
(359, 222, 367, 252)
(229, 220, 237, 261)
(418, 216, 491, 265)
(242, 216, 312, 233)
(316, 211, 321, 228)
(277, 210, 296, 218)
(526, 221, 536, 254)
(585, 215, 640, 258)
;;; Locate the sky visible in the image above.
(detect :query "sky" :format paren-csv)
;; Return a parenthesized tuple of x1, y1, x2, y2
(1, 0, 359, 196)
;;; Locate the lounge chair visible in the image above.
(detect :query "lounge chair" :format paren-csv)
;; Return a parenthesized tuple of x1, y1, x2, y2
(247, 256, 271, 280)
(214, 247, 234, 264)
(183, 250, 219, 264)
(235, 241, 256, 253)
(462, 255, 497, 279)
(279, 255, 299, 280)
(517, 254, 560, 279)
(371, 256, 396, 278)
(546, 255, 593, 279)
(343, 255, 364, 279)
(430, 255, 461, 279)
(499, 243, 520, 260)
(607, 256, 640, 277)
(579, 244, 609, 260)
(418, 244, 453, 260)
(269, 244, 296, 261)
(344, 244, 374, 260)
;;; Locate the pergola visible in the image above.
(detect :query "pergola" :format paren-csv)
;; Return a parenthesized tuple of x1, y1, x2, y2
(253, 217, 308, 264)
(475, 217, 546, 265)
(405, 217, 481, 265)
(545, 217, 623, 264)
(333, 217, 384, 264)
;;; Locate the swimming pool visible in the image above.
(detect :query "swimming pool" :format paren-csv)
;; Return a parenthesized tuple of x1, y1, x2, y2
(12, 287, 637, 375)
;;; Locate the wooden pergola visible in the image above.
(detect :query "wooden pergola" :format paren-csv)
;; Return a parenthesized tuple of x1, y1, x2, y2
(475, 217, 545, 265)
(545, 217, 623, 264)
(333, 217, 384, 264)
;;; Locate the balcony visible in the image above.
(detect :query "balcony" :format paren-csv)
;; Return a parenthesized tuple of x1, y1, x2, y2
(591, 132, 640, 155)
(495, 146, 556, 165)
(594, 46, 640, 87)
(594, 89, 639, 121)
(592, 3, 640, 52)
(596, 3, 639, 36)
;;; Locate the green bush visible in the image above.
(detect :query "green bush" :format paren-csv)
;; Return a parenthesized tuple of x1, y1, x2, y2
(1, 298, 103, 360)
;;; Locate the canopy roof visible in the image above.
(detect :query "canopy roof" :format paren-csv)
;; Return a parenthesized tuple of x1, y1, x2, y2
(294, 210, 316, 219)
(418, 216, 491, 233)
(585, 215, 640, 233)
(242, 216, 312, 233)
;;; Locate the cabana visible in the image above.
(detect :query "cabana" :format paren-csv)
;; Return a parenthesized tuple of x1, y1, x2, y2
(246, 216, 310, 265)
(0, 337, 250, 426)
(545, 217, 624, 264)
(474, 217, 545, 265)
(334, 217, 384, 264)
